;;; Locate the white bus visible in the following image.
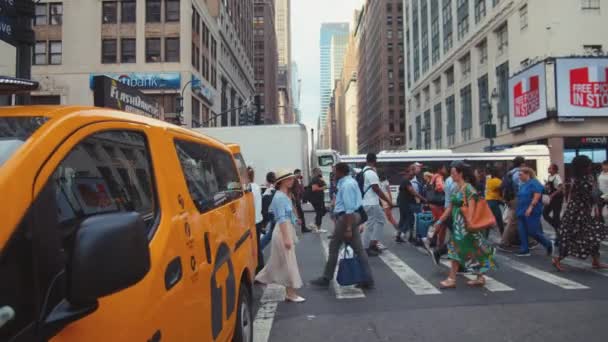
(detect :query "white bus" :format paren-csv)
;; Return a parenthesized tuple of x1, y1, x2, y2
(339, 145, 551, 205)
(315, 149, 340, 203)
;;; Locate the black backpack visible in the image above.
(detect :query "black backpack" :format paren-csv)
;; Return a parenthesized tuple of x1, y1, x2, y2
(261, 189, 276, 224)
(356, 168, 372, 196)
(501, 169, 517, 201)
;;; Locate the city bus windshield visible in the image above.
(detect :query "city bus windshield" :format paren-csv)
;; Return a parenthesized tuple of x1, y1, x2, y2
(0, 117, 48, 167)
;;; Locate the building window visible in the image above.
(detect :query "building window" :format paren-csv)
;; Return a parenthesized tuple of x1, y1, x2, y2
(121, 0, 136, 23)
(146, 0, 162, 22)
(387, 30, 393, 39)
(581, 0, 600, 10)
(433, 77, 441, 94)
(460, 84, 472, 141)
(496, 24, 508, 56)
(446, 66, 455, 87)
(102, 39, 117, 63)
(166, 0, 180, 22)
(49, 41, 62, 65)
(102, 1, 117, 23)
(34, 4, 48, 25)
(421, 0, 430, 73)
(457, 0, 469, 40)
(192, 97, 201, 127)
(443, 0, 453, 53)
(33, 41, 47, 65)
(519, 5, 528, 31)
(165, 37, 180, 62)
(434, 103, 442, 147)
(412, 0, 420, 81)
(146, 38, 161, 62)
(446, 95, 456, 145)
(387, 15, 393, 25)
(477, 39, 487, 65)
(460, 53, 471, 78)
(584, 44, 603, 54)
(474, 0, 486, 24)
(496, 62, 509, 131)
(431, 0, 441, 65)
(423, 110, 432, 149)
(415, 116, 422, 149)
(49, 3, 63, 25)
(121, 38, 136, 63)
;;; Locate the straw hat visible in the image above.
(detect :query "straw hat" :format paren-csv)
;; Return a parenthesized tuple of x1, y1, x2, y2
(274, 169, 296, 186)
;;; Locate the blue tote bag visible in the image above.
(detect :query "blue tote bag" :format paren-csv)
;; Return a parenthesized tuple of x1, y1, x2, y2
(336, 244, 366, 286)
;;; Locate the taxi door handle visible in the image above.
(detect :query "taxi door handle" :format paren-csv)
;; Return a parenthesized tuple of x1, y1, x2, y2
(148, 330, 161, 342)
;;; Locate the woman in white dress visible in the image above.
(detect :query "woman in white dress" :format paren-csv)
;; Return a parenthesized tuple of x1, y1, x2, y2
(255, 170, 305, 302)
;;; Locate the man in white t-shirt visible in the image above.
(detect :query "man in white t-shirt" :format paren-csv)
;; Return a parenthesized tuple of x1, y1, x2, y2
(361, 153, 392, 256)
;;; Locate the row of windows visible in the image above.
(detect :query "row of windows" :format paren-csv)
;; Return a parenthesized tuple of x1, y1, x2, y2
(33, 41, 62, 65)
(34, 2, 63, 26)
(102, 0, 181, 24)
(102, 37, 179, 63)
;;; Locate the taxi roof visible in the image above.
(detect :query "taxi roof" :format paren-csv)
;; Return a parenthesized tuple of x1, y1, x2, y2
(0, 105, 228, 150)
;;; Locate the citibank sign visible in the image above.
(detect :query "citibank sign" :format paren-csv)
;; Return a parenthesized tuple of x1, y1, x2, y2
(89, 72, 181, 90)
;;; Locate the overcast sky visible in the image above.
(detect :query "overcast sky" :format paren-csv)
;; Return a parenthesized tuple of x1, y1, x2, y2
(292, 0, 364, 131)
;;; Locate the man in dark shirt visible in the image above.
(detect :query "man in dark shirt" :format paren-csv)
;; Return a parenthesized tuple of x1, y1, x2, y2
(310, 167, 328, 232)
(397, 165, 427, 243)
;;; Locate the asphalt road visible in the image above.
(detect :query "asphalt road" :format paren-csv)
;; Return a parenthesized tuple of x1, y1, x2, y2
(252, 209, 608, 342)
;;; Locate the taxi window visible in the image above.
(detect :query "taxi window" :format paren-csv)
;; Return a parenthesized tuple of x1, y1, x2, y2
(174, 139, 243, 213)
(233, 153, 249, 186)
(0, 117, 48, 167)
(50, 130, 158, 237)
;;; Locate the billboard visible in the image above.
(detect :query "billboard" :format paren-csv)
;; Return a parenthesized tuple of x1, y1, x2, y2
(89, 72, 181, 90)
(93, 76, 161, 119)
(556, 58, 608, 117)
(508, 62, 547, 128)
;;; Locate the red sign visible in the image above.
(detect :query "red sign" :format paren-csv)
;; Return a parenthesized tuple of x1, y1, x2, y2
(570, 66, 608, 108)
(513, 76, 540, 118)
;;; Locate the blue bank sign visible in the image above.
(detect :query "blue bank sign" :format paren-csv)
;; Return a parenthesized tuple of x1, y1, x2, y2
(89, 72, 181, 90)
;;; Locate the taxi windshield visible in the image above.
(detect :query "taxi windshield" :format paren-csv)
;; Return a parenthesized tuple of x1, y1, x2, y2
(0, 117, 48, 167)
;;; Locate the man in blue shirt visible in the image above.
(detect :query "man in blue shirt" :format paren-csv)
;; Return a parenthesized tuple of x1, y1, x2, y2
(311, 162, 374, 289)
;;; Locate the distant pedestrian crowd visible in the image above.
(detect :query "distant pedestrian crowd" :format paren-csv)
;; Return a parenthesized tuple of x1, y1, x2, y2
(248, 154, 608, 300)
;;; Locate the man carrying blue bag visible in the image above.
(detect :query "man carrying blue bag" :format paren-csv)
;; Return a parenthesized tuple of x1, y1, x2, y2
(310, 163, 375, 289)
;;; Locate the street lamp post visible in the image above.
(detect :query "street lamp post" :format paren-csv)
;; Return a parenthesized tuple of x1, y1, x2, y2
(176, 80, 194, 126)
(483, 88, 500, 152)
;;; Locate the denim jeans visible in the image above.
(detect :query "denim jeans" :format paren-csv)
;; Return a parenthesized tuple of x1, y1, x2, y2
(260, 219, 275, 250)
(517, 214, 551, 253)
(487, 200, 505, 235)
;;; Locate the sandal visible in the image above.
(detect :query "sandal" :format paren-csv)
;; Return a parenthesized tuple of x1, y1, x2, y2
(552, 257, 565, 272)
(439, 278, 456, 289)
(467, 277, 486, 287)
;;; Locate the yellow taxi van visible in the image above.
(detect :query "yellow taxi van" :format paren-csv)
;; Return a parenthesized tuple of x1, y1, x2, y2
(0, 106, 257, 342)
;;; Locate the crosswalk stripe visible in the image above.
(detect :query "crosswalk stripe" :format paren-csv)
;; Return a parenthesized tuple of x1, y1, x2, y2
(253, 284, 284, 342)
(560, 258, 608, 277)
(496, 255, 589, 290)
(439, 260, 515, 292)
(379, 250, 441, 295)
(320, 237, 366, 299)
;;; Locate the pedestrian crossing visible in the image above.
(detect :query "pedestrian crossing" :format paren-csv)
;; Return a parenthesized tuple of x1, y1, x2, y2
(319, 235, 366, 299)
(314, 234, 608, 299)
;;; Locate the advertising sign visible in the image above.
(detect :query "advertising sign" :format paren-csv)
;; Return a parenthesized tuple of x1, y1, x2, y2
(93, 76, 161, 119)
(191, 74, 214, 105)
(508, 62, 547, 128)
(89, 72, 181, 90)
(556, 58, 608, 117)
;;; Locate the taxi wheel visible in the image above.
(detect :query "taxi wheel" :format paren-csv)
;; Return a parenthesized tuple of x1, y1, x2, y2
(233, 284, 253, 342)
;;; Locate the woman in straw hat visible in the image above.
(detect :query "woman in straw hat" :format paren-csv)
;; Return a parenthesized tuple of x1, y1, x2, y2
(255, 169, 305, 302)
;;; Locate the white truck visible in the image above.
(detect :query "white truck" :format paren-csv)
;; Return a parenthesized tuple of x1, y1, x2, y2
(194, 124, 313, 186)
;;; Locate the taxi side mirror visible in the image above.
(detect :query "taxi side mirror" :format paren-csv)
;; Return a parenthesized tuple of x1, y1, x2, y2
(41, 212, 151, 340)
(69, 212, 151, 303)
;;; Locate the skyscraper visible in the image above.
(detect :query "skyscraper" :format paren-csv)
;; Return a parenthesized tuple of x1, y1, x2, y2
(253, 0, 279, 124)
(276, 0, 293, 123)
(320, 23, 349, 131)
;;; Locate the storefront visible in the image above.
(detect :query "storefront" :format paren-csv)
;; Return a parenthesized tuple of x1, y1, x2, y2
(564, 136, 608, 177)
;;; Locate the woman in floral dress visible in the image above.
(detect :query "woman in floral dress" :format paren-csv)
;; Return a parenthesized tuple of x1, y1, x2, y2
(433, 162, 497, 289)
(552, 155, 608, 271)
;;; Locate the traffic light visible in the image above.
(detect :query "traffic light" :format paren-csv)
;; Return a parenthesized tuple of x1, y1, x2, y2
(239, 110, 248, 126)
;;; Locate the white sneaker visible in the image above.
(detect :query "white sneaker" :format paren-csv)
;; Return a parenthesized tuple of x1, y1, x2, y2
(285, 295, 306, 303)
(307, 224, 318, 230)
(422, 238, 432, 254)
(317, 228, 328, 233)
(377, 243, 388, 250)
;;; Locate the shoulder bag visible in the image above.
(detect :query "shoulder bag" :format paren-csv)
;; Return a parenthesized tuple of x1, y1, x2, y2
(460, 186, 496, 232)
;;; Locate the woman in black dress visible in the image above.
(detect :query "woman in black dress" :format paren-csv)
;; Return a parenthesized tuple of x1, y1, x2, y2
(553, 155, 608, 271)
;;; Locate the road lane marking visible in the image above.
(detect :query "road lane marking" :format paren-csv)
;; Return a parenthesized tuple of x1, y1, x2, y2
(320, 237, 366, 299)
(379, 249, 441, 295)
(560, 258, 608, 277)
(253, 284, 284, 342)
(496, 255, 589, 290)
(439, 260, 514, 292)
